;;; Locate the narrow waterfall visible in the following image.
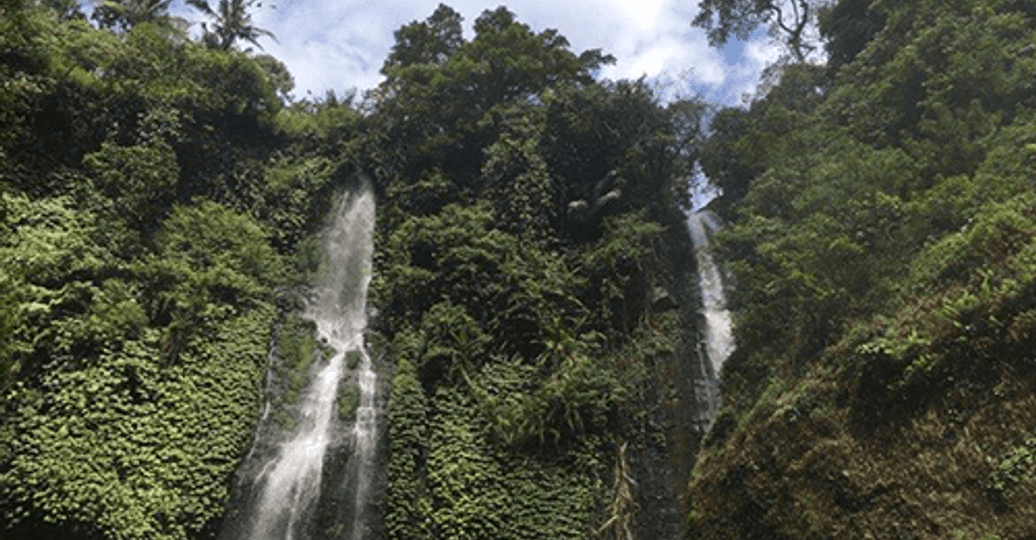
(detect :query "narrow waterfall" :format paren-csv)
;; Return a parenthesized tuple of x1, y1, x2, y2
(688, 210, 734, 430)
(222, 184, 377, 540)
(307, 183, 377, 540)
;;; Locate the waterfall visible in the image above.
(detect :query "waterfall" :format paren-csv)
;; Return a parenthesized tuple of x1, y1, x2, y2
(310, 184, 377, 540)
(688, 210, 734, 431)
(223, 184, 377, 540)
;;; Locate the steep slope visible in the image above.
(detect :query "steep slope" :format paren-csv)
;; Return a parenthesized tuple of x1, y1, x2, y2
(688, 0, 1036, 537)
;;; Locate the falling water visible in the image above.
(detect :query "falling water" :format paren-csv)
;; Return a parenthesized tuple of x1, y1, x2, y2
(348, 345, 377, 540)
(232, 184, 376, 540)
(688, 209, 734, 430)
(310, 183, 377, 540)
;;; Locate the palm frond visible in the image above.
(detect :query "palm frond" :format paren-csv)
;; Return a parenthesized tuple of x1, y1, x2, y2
(185, 0, 214, 16)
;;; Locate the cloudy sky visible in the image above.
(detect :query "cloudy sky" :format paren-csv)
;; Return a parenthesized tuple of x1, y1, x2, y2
(165, 0, 784, 107)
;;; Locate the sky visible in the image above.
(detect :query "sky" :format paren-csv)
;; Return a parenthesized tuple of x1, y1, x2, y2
(165, 0, 783, 107)
(163, 0, 791, 207)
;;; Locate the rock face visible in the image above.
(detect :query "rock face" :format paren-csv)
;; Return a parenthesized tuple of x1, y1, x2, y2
(652, 286, 678, 312)
(625, 232, 714, 540)
(629, 335, 708, 540)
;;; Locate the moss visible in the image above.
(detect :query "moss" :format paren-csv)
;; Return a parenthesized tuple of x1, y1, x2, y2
(271, 408, 294, 431)
(323, 523, 346, 538)
(346, 350, 362, 370)
(338, 383, 360, 420)
(688, 316, 1036, 539)
(989, 435, 1036, 498)
(276, 314, 318, 405)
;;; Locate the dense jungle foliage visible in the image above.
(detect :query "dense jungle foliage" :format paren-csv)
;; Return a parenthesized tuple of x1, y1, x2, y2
(689, 0, 1036, 537)
(0, 2, 337, 538)
(4, 0, 1036, 537)
(0, 1, 703, 539)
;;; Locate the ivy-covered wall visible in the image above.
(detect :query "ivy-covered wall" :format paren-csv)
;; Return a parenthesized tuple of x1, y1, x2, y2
(0, 306, 273, 540)
(386, 359, 603, 540)
(384, 299, 705, 540)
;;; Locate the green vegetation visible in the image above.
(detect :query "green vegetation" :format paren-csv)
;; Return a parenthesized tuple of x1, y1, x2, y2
(0, 2, 341, 538)
(1, 2, 702, 539)
(345, 350, 362, 370)
(8, 0, 1033, 537)
(338, 383, 360, 420)
(687, 0, 1036, 537)
(275, 313, 319, 409)
(367, 6, 703, 538)
(186, 0, 276, 51)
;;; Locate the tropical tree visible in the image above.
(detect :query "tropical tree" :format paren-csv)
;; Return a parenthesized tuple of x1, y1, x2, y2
(187, 0, 276, 51)
(382, 3, 464, 71)
(36, 0, 86, 20)
(815, 0, 885, 76)
(253, 53, 294, 103)
(691, 0, 829, 64)
(91, 0, 186, 34)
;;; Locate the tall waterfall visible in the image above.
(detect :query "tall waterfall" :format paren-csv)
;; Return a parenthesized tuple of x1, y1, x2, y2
(310, 184, 377, 540)
(688, 209, 734, 430)
(223, 184, 377, 540)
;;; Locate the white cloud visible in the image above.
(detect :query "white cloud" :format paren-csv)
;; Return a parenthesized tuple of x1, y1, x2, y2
(611, 0, 664, 31)
(169, 0, 780, 107)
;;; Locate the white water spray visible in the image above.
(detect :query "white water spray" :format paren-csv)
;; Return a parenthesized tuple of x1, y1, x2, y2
(689, 210, 734, 430)
(348, 345, 377, 540)
(245, 185, 376, 540)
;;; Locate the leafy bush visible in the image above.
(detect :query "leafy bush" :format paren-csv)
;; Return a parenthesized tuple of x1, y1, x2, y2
(385, 359, 432, 540)
(82, 139, 179, 230)
(142, 201, 283, 345)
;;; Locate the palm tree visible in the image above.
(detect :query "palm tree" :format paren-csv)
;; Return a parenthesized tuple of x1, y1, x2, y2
(186, 0, 276, 51)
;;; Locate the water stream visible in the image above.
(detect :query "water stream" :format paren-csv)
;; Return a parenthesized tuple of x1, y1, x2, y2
(308, 184, 377, 540)
(688, 209, 734, 430)
(224, 185, 376, 540)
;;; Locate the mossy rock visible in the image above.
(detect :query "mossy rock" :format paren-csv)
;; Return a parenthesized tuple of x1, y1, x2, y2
(339, 384, 360, 420)
(346, 350, 363, 370)
(274, 408, 296, 431)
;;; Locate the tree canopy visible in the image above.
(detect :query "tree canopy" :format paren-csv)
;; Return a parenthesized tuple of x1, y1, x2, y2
(691, 0, 830, 63)
(186, 0, 276, 51)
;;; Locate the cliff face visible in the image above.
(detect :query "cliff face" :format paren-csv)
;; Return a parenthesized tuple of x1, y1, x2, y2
(1, 5, 714, 538)
(379, 215, 709, 540)
(629, 278, 710, 540)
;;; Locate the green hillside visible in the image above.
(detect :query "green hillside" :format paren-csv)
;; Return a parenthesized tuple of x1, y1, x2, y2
(689, 0, 1036, 537)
